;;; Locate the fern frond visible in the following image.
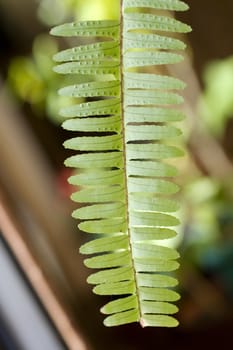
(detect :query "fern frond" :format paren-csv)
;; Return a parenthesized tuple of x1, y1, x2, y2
(51, 0, 191, 327)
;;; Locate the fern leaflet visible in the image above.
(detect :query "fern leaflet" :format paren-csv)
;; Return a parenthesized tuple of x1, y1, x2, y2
(51, 0, 191, 327)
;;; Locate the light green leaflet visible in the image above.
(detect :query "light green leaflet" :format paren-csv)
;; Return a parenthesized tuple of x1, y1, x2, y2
(51, 0, 191, 328)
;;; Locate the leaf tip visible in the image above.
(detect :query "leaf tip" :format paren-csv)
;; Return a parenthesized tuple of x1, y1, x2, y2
(49, 27, 55, 36)
(140, 318, 147, 328)
(52, 52, 60, 62)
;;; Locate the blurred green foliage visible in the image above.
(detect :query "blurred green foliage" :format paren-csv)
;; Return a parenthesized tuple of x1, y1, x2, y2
(38, 0, 119, 25)
(8, 34, 82, 122)
(8, 35, 57, 107)
(199, 56, 233, 136)
(8, 0, 119, 122)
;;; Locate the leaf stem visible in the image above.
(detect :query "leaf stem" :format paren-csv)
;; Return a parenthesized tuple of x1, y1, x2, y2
(120, 0, 142, 325)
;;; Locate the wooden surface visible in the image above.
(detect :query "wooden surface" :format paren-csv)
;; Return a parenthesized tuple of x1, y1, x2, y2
(0, 83, 91, 349)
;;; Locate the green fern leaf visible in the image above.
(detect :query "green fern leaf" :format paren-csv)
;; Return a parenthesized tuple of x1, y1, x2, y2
(123, 0, 189, 11)
(124, 12, 191, 33)
(53, 42, 120, 62)
(51, 0, 191, 327)
(59, 80, 121, 98)
(50, 20, 120, 38)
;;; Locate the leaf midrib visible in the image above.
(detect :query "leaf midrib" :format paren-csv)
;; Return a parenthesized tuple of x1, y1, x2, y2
(120, 0, 142, 324)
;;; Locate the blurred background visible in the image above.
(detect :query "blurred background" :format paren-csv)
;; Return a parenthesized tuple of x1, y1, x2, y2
(0, 0, 233, 349)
